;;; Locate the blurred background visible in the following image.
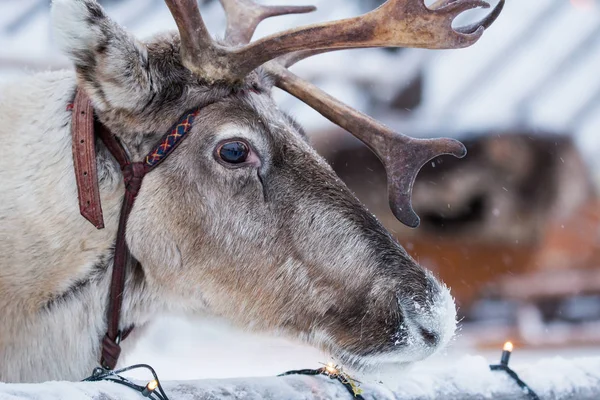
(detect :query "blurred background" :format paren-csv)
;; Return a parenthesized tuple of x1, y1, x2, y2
(3, 0, 600, 379)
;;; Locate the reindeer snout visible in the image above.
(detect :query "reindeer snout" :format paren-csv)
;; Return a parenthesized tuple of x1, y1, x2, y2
(395, 274, 457, 357)
(417, 326, 440, 347)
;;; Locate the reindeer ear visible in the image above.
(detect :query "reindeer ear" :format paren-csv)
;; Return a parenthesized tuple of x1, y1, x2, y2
(51, 0, 152, 112)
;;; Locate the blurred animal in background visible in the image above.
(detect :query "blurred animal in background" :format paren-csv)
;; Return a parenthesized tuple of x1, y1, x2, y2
(326, 131, 593, 244)
(412, 132, 594, 243)
(322, 130, 600, 347)
(0, 0, 504, 383)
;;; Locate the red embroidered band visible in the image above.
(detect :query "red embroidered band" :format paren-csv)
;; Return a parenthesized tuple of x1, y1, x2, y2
(145, 109, 201, 168)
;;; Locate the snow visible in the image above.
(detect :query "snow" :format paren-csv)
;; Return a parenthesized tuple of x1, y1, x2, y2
(101, 317, 600, 399)
(124, 317, 328, 380)
(7, 317, 598, 398)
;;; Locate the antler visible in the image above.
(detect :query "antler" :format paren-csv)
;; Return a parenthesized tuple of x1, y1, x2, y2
(219, 0, 316, 45)
(225, 0, 504, 80)
(163, 0, 504, 227)
(270, 63, 465, 227)
(164, 0, 315, 78)
(163, 0, 217, 76)
(165, 0, 504, 82)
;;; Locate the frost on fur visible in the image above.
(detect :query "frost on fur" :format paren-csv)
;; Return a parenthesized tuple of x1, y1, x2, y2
(51, 0, 151, 111)
(51, 0, 107, 60)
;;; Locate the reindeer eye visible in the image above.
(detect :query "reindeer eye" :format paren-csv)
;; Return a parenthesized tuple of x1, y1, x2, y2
(218, 141, 249, 164)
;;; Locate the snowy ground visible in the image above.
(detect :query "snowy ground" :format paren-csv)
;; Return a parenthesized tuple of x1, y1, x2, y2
(4, 316, 600, 399)
(121, 316, 600, 384)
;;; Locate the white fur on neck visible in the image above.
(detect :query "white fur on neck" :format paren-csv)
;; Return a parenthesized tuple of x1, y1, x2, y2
(0, 70, 166, 383)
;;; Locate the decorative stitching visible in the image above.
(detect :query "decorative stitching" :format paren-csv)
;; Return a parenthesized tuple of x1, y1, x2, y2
(145, 110, 200, 167)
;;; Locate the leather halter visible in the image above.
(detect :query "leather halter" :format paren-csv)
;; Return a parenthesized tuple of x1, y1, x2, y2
(71, 90, 200, 370)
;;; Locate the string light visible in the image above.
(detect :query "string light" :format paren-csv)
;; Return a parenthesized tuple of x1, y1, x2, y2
(79, 344, 551, 400)
(324, 362, 339, 375)
(490, 341, 540, 400)
(83, 364, 169, 400)
(279, 362, 364, 399)
(501, 341, 513, 365)
(142, 380, 159, 397)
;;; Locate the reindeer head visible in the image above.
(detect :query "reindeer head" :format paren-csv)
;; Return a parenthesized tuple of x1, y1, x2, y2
(52, 0, 502, 368)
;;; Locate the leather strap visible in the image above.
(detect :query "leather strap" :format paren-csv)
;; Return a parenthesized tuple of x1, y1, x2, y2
(71, 91, 201, 370)
(96, 122, 148, 370)
(72, 92, 104, 229)
(100, 324, 135, 371)
(71, 95, 138, 369)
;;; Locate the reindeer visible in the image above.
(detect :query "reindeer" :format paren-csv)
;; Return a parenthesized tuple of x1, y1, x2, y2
(0, 0, 502, 383)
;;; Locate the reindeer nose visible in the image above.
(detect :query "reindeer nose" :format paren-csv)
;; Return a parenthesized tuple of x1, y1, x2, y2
(395, 273, 457, 353)
(418, 326, 440, 347)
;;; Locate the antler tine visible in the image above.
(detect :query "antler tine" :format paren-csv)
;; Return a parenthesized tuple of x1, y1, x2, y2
(268, 63, 466, 228)
(455, 0, 504, 34)
(218, 0, 504, 81)
(429, 0, 504, 33)
(164, 0, 221, 76)
(280, 0, 504, 68)
(219, 0, 316, 46)
(264, 0, 502, 227)
(164, 0, 503, 83)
